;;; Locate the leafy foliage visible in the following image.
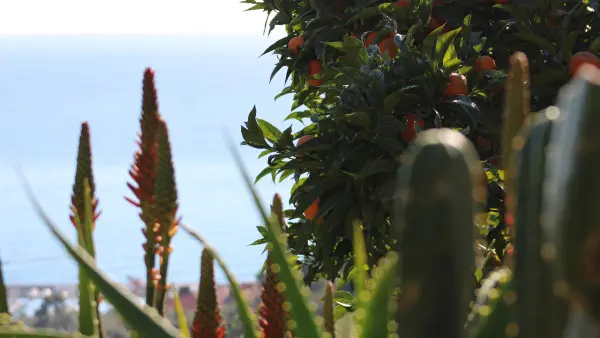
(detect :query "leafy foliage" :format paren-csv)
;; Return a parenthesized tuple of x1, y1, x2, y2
(241, 0, 600, 285)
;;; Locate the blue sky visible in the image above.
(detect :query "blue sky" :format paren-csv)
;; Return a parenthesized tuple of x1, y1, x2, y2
(0, 1, 303, 285)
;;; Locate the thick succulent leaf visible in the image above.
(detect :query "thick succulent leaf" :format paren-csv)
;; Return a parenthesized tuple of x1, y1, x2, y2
(359, 252, 399, 338)
(19, 173, 183, 338)
(226, 135, 323, 338)
(171, 285, 191, 338)
(0, 328, 91, 338)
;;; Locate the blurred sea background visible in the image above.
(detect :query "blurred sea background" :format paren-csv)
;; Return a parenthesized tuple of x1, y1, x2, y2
(0, 32, 299, 286)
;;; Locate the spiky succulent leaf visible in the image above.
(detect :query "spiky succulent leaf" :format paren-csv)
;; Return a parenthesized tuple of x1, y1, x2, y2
(226, 137, 323, 338)
(171, 285, 191, 338)
(0, 327, 94, 338)
(359, 252, 398, 338)
(20, 175, 183, 338)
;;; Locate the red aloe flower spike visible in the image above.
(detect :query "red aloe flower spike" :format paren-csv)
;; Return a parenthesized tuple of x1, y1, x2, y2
(257, 194, 292, 338)
(70, 122, 101, 231)
(153, 119, 180, 316)
(125, 68, 162, 308)
(271, 193, 287, 234)
(259, 256, 289, 338)
(192, 248, 225, 338)
(323, 281, 335, 338)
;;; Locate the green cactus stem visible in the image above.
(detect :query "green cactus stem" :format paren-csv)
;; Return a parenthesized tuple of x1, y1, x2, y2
(323, 281, 335, 338)
(70, 122, 100, 231)
(394, 128, 483, 338)
(125, 67, 161, 308)
(511, 110, 568, 338)
(501, 52, 531, 230)
(153, 119, 180, 315)
(192, 248, 225, 338)
(543, 64, 600, 323)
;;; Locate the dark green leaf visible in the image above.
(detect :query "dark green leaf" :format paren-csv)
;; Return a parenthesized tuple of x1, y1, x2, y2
(358, 159, 395, 178)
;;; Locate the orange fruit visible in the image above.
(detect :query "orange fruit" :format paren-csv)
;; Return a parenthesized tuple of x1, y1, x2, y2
(475, 55, 496, 72)
(402, 114, 424, 142)
(304, 197, 320, 220)
(396, 0, 410, 7)
(297, 135, 314, 146)
(288, 36, 305, 54)
(444, 73, 468, 97)
(378, 36, 398, 58)
(307, 60, 323, 86)
(364, 31, 378, 47)
(569, 51, 600, 76)
(297, 135, 314, 159)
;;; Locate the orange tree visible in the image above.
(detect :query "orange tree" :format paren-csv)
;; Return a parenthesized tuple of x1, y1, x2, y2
(241, 0, 600, 285)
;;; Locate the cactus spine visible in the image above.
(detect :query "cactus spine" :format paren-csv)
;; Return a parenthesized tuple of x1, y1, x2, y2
(394, 128, 483, 338)
(543, 64, 600, 323)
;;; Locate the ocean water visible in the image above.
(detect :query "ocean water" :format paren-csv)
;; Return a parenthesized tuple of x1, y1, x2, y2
(0, 35, 299, 286)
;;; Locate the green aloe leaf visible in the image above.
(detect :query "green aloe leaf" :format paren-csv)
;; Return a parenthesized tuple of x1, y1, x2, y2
(180, 223, 259, 338)
(18, 173, 183, 338)
(352, 220, 368, 315)
(226, 134, 323, 338)
(359, 252, 399, 338)
(0, 257, 8, 315)
(0, 328, 91, 338)
(171, 285, 191, 338)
